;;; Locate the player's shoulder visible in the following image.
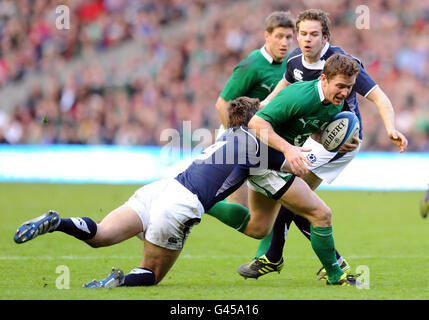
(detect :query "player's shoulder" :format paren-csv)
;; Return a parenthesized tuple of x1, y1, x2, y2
(236, 49, 264, 69)
(287, 78, 317, 90)
(286, 47, 303, 65)
(279, 79, 318, 103)
(325, 45, 364, 67)
(227, 126, 260, 154)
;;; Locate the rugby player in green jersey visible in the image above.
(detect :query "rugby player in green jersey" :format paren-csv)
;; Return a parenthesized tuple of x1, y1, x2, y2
(238, 9, 407, 281)
(215, 11, 294, 128)
(247, 53, 362, 285)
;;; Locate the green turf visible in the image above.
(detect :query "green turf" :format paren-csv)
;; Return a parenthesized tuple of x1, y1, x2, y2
(0, 183, 427, 300)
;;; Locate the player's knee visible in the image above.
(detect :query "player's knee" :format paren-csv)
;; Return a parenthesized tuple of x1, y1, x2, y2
(312, 205, 332, 226)
(85, 239, 106, 248)
(85, 233, 116, 248)
(244, 223, 270, 239)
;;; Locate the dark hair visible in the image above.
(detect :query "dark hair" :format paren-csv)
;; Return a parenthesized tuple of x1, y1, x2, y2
(322, 53, 360, 80)
(228, 97, 260, 127)
(296, 9, 331, 40)
(265, 11, 295, 33)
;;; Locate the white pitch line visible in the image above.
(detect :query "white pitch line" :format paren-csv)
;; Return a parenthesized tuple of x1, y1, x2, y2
(1, 254, 426, 261)
(0, 255, 140, 260)
(0, 254, 218, 260)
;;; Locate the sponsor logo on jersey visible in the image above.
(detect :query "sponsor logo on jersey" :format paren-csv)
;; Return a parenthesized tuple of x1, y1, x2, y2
(293, 69, 304, 81)
(261, 83, 274, 92)
(168, 237, 178, 244)
(299, 118, 311, 128)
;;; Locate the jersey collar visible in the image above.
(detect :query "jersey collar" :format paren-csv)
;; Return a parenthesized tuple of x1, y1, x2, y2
(260, 46, 274, 64)
(301, 42, 330, 70)
(317, 80, 325, 102)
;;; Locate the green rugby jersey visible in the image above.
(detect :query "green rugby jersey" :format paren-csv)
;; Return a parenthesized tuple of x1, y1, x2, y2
(256, 79, 343, 146)
(220, 47, 288, 101)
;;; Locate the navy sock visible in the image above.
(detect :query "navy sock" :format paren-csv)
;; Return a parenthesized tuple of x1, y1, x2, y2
(123, 268, 156, 286)
(55, 217, 97, 240)
(265, 206, 293, 262)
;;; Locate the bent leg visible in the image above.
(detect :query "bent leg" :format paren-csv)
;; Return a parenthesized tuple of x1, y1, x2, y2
(244, 188, 281, 239)
(86, 205, 143, 248)
(278, 177, 343, 283)
(140, 240, 181, 284)
(277, 177, 331, 227)
(227, 183, 249, 208)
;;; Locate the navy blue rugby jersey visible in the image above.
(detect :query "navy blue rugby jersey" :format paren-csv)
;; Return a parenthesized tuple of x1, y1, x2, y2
(284, 42, 378, 138)
(175, 126, 285, 211)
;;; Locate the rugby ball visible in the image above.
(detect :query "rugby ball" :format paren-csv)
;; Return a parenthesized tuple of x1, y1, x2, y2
(321, 111, 360, 152)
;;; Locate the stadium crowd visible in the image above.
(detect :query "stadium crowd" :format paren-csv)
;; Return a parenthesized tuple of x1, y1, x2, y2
(0, 0, 428, 151)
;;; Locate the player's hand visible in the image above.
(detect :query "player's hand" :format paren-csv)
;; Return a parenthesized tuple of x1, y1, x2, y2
(338, 136, 360, 153)
(388, 129, 408, 153)
(283, 145, 312, 177)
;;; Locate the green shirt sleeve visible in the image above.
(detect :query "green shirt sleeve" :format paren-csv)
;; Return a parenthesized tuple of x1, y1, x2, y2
(220, 56, 258, 101)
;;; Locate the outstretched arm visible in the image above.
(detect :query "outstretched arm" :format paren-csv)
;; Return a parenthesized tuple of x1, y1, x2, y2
(365, 86, 408, 153)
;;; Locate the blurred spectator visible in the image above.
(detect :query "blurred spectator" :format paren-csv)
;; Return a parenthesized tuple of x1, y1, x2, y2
(0, 0, 428, 151)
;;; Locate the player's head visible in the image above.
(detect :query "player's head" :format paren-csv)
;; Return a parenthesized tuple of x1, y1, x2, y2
(264, 11, 295, 63)
(228, 97, 260, 127)
(320, 53, 360, 106)
(296, 9, 331, 63)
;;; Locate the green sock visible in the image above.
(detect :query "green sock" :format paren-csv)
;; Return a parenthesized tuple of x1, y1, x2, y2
(254, 230, 273, 258)
(206, 200, 250, 233)
(310, 225, 344, 283)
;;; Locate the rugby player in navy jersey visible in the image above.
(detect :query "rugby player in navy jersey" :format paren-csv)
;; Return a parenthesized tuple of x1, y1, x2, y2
(238, 9, 408, 281)
(13, 91, 362, 287)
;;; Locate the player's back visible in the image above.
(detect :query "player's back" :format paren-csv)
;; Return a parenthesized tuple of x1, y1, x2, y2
(175, 127, 260, 211)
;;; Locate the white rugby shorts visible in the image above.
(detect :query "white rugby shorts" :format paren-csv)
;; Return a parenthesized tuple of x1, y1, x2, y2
(247, 169, 295, 199)
(248, 137, 360, 198)
(124, 179, 204, 250)
(301, 136, 360, 183)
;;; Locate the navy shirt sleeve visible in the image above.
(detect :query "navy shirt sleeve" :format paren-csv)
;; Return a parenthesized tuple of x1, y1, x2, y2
(354, 64, 378, 97)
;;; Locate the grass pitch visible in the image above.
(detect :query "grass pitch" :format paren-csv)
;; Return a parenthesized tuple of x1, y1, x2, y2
(0, 183, 427, 300)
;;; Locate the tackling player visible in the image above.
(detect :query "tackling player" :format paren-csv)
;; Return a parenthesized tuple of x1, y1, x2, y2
(13, 78, 364, 287)
(238, 9, 408, 280)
